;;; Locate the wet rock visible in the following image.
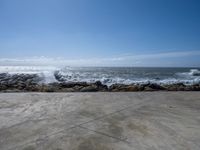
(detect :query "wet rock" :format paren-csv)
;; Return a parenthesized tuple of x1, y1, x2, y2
(148, 83, 165, 90)
(184, 86, 193, 91)
(0, 84, 7, 90)
(94, 81, 103, 87)
(109, 84, 140, 92)
(94, 81, 108, 91)
(59, 82, 89, 88)
(0, 73, 42, 92)
(73, 85, 84, 91)
(61, 88, 76, 92)
(125, 85, 140, 91)
(143, 83, 165, 91)
(0, 73, 9, 80)
(164, 83, 186, 91)
(109, 84, 123, 92)
(109, 83, 166, 92)
(2, 89, 22, 93)
(0, 73, 200, 92)
(144, 86, 155, 91)
(80, 85, 99, 92)
(192, 85, 200, 91)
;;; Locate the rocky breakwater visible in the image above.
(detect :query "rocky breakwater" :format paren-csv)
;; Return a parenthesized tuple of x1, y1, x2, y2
(108, 83, 200, 91)
(43, 82, 200, 92)
(0, 73, 200, 92)
(42, 81, 108, 92)
(0, 73, 108, 92)
(0, 73, 42, 92)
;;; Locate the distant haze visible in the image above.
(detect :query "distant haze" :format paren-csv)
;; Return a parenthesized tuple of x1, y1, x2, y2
(0, 51, 200, 67)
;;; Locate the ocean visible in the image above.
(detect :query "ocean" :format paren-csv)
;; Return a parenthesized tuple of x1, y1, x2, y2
(0, 66, 200, 86)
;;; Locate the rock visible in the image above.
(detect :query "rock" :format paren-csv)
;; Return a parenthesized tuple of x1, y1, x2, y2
(148, 83, 165, 90)
(0, 73, 41, 90)
(184, 86, 193, 91)
(38, 85, 53, 92)
(0, 73, 8, 80)
(73, 85, 84, 91)
(95, 81, 102, 86)
(61, 88, 76, 92)
(94, 81, 108, 91)
(2, 89, 21, 93)
(111, 88, 122, 92)
(193, 85, 200, 91)
(109, 84, 140, 92)
(0, 84, 7, 90)
(144, 86, 155, 91)
(137, 85, 145, 91)
(80, 85, 98, 92)
(164, 83, 186, 91)
(125, 85, 140, 91)
(109, 84, 122, 91)
(0, 80, 8, 86)
(59, 82, 89, 88)
(140, 83, 165, 91)
(0, 72, 200, 92)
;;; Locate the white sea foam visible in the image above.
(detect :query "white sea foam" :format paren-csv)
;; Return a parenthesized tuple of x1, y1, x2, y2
(189, 69, 200, 76)
(55, 70, 200, 86)
(176, 69, 200, 79)
(0, 66, 200, 85)
(0, 66, 58, 83)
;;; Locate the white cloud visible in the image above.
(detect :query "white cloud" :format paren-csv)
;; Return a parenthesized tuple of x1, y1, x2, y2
(0, 50, 199, 67)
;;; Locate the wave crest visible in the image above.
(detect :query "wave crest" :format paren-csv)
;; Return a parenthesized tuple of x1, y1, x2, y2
(1, 66, 200, 85)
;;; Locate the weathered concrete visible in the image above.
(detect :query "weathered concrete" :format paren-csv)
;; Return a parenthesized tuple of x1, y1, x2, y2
(0, 92, 200, 150)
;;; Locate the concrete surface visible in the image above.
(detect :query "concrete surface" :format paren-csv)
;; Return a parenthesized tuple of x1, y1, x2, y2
(0, 92, 200, 150)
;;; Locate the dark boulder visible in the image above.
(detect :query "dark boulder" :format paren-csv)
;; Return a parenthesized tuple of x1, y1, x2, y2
(164, 83, 186, 91)
(59, 82, 89, 88)
(109, 84, 141, 92)
(144, 83, 165, 90)
(94, 81, 108, 91)
(80, 85, 98, 92)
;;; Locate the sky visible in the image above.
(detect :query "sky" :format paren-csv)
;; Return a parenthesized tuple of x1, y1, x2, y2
(0, 0, 200, 67)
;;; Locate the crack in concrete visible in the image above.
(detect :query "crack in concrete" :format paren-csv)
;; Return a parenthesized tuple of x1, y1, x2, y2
(78, 125, 130, 144)
(6, 97, 150, 150)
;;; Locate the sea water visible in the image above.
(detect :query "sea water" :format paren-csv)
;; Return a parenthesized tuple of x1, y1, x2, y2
(0, 66, 200, 86)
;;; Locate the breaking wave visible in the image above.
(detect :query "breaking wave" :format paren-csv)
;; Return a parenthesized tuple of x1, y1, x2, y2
(0, 66, 200, 86)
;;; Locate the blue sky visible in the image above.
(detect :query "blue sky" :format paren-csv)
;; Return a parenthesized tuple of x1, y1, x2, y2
(0, 0, 200, 67)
